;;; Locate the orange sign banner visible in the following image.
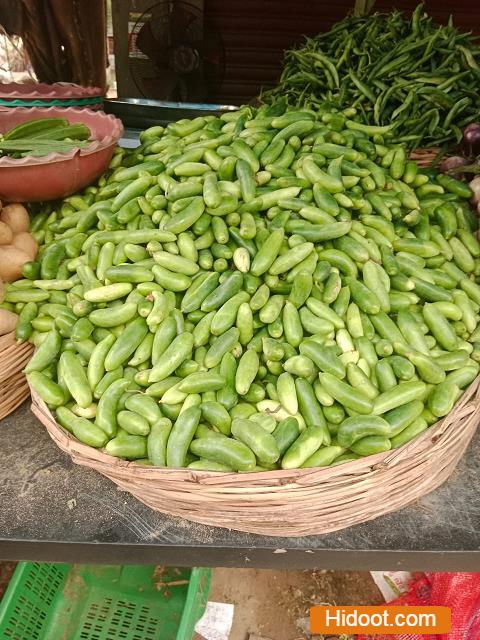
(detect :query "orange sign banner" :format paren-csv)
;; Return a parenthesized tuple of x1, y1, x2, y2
(310, 605, 451, 635)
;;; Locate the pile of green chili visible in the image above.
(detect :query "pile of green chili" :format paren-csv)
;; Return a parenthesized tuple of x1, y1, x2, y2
(261, 4, 480, 149)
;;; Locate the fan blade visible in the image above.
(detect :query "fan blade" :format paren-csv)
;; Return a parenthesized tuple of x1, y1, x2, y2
(141, 68, 182, 100)
(183, 67, 207, 102)
(149, 3, 173, 48)
(136, 22, 161, 59)
(169, 5, 202, 44)
(136, 22, 172, 68)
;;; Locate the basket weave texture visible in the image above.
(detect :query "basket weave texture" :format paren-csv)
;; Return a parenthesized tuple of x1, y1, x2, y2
(0, 332, 33, 420)
(30, 377, 480, 537)
(409, 148, 441, 167)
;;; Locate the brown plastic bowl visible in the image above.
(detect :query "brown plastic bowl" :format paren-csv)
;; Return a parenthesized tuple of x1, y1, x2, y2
(0, 106, 123, 202)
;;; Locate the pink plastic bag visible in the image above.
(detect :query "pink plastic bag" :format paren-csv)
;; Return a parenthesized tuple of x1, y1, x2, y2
(357, 573, 480, 640)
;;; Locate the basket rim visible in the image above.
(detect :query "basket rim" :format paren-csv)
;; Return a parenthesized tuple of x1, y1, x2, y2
(29, 375, 480, 483)
(28, 378, 480, 535)
(0, 335, 31, 418)
(0, 331, 16, 348)
(0, 333, 34, 384)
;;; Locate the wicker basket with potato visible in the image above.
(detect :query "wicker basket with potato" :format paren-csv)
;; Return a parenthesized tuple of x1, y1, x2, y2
(0, 201, 36, 417)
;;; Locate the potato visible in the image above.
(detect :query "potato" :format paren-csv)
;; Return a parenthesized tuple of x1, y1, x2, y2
(0, 221, 12, 245)
(0, 308, 18, 336)
(0, 246, 30, 282)
(12, 231, 38, 260)
(0, 203, 30, 234)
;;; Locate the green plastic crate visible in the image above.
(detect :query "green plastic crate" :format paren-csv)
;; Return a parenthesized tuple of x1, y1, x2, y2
(0, 562, 211, 640)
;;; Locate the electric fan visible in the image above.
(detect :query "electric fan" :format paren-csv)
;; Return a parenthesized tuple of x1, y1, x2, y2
(127, 1, 224, 102)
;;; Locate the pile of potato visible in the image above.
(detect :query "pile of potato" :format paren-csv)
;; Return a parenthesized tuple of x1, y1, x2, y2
(0, 203, 37, 336)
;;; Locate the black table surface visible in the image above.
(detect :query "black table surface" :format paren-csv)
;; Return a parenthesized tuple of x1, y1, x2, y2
(1, 402, 479, 571)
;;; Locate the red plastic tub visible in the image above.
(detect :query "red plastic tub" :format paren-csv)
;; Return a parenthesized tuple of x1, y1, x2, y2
(0, 106, 123, 202)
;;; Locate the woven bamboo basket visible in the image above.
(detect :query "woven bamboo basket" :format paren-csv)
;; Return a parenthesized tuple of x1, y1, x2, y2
(0, 332, 33, 420)
(30, 377, 480, 537)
